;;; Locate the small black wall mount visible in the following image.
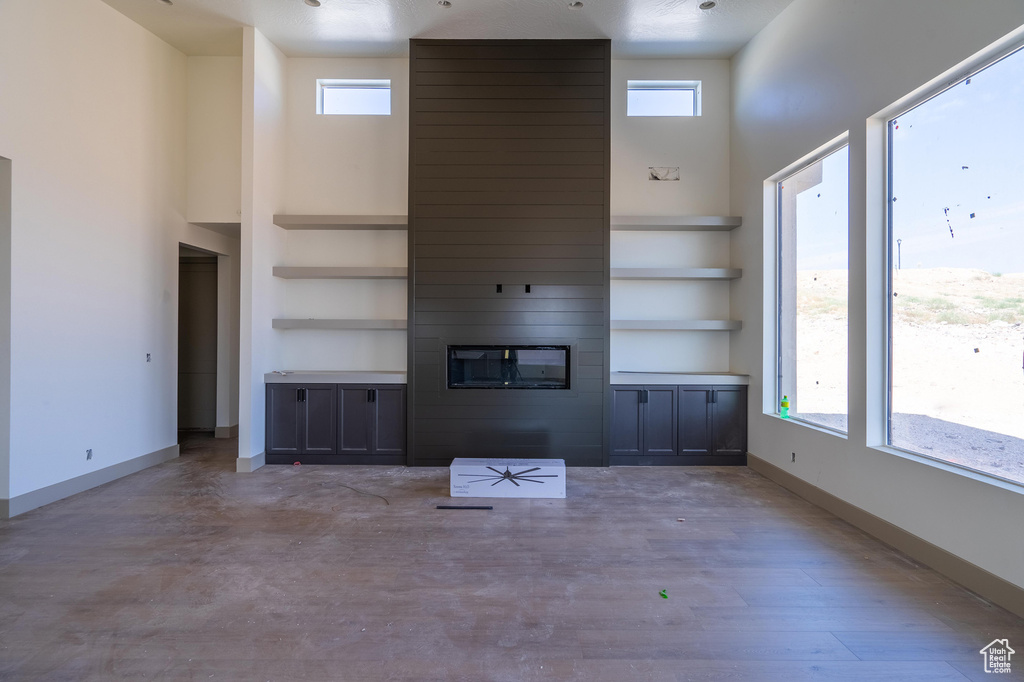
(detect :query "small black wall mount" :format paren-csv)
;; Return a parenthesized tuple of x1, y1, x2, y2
(496, 284, 502, 293)
(525, 284, 532, 293)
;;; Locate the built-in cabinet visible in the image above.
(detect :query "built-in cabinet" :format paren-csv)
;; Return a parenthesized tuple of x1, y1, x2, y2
(338, 385, 406, 458)
(265, 384, 338, 458)
(610, 384, 747, 466)
(265, 383, 406, 465)
(677, 385, 747, 461)
(610, 385, 679, 459)
(263, 211, 751, 466)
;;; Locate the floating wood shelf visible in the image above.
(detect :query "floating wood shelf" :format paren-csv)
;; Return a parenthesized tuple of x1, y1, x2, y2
(273, 267, 408, 280)
(272, 319, 407, 330)
(611, 216, 742, 231)
(610, 267, 741, 280)
(611, 319, 742, 331)
(273, 215, 407, 230)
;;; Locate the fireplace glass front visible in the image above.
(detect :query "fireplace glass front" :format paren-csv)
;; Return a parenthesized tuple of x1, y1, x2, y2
(447, 345, 570, 389)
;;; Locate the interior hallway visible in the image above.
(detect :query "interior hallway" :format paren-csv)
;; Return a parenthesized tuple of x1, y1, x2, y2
(1, 437, 1021, 681)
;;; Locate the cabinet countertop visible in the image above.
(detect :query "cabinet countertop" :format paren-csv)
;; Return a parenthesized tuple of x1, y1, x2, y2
(265, 371, 407, 385)
(611, 372, 749, 386)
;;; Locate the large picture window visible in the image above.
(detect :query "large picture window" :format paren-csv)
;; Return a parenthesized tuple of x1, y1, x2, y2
(887, 46, 1024, 484)
(777, 145, 849, 432)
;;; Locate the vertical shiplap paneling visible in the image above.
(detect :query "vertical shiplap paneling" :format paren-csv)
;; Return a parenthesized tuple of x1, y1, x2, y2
(408, 40, 611, 466)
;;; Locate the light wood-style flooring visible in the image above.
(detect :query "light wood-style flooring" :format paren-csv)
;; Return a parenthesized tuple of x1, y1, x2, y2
(1, 433, 1021, 681)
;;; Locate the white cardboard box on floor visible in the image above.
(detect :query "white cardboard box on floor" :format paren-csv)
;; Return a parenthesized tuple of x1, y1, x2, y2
(450, 458, 566, 499)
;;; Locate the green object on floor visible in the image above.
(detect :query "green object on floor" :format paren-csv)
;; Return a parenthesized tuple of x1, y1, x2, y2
(659, 589, 668, 599)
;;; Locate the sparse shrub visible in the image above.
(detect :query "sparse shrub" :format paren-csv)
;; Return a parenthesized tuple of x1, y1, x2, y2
(937, 310, 969, 325)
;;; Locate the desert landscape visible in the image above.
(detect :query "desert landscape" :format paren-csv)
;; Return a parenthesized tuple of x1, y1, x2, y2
(793, 267, 1024, 484)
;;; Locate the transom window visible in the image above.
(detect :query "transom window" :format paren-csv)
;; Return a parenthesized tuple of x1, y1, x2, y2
(627, 80, 701, 117)
(317, 79, 391, 116)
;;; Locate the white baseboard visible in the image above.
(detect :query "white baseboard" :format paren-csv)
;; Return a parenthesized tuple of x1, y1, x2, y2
(236, 451, 265, 473)
(0, 444, 179, 519)
(748, 452, 1024, 620)
(215, 424, 239, 439)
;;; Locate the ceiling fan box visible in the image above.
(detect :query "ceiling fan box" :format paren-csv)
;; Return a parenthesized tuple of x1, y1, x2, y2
(450, 459, 566, 499)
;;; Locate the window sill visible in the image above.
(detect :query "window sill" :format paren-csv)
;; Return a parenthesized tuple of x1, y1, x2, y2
(768, 413, 849, 439)
(871, 444, 1024, 496)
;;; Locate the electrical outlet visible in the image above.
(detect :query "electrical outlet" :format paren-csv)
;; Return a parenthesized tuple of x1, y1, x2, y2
(146, 353, 151, 363)
(86, 449, 93, 461)
(791, 452, 796, 463)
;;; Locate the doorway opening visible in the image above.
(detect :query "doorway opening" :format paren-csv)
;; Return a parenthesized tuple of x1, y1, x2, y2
(178, 245, 218, 436)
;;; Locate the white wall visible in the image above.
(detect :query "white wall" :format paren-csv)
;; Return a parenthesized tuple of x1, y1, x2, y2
(278, 231, 407, 371)
(611, 59, 731, 217)
(731, 0, 1024, 588)
(272, 58, 411, 374)
(0, 0, 189, 499)
(187, 57, 243, 224)
(610, 59, 733, 373)
(217, 250, 241, 433)
(238, 28, 288, 470)
(284, 58, 409, 215)
(184, 56, 242, 434)
(0, 157, 10, 501)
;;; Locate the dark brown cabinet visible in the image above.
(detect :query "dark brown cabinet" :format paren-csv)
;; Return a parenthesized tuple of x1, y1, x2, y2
(266, 383, 406, 464)
(610, 386, 678, 460)
(338, 385, 406, 460)
(678, 385, 747, 464)
(266, 384, 338, 459)
(611, 384, 747, 465)
(709, 386, 747, 459)
(610, 386, 643, 457)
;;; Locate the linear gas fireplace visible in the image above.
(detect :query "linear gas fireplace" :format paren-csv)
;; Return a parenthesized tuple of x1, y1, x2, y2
(447, 345, 570, 390)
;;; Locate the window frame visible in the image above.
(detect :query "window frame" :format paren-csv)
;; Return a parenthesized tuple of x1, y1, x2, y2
(882, 43, 1024, 477)
(316, 78, 392, 116)
(626, 80, 702, 117)
(772, 136, 851, 435)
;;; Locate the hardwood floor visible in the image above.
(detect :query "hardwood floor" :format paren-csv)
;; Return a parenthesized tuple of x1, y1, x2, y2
(1, 433, 1021, 681)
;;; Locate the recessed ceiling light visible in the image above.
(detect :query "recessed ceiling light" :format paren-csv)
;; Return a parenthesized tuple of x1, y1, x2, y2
(699, 1, 717, 9)
(438, 0, 452, 6)
(568, 1, 584, 7)
(304, 0, 321, 6)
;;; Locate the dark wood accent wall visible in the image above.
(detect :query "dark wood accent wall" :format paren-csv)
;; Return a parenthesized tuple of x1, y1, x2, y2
(408, 39, 611, 467)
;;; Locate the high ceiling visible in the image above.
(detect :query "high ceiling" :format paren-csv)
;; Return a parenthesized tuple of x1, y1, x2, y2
(100, 0, 797, 59)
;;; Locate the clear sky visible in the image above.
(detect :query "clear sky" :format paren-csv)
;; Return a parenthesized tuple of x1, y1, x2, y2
(795, 147, 849, 271)
(892, 45, 1024, 273)
(794, 45, 1024, 274)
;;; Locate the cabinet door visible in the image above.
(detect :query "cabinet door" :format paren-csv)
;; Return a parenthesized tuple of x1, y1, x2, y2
(338, 386, 373, 455)
(266, 384, 302, 455)
(712, 386, 748, 457)
(303, 385, 338, 454)
(611, 386, 644, 457)
(372, 386, 406, 456)
(644, 386, 678, 457)
(678, 386, 713, 456)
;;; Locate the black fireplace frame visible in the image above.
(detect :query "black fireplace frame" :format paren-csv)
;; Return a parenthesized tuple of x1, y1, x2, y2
(446, 344, 571, 390)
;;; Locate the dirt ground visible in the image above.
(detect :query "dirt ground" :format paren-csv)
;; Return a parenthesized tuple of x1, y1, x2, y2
(793, 268, 1024, 484)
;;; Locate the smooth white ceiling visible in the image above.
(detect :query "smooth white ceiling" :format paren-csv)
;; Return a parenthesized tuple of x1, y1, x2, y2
(100, 0, 797, 58)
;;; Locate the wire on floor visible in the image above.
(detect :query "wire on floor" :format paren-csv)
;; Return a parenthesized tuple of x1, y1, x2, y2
(337, 483, 390, 506)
